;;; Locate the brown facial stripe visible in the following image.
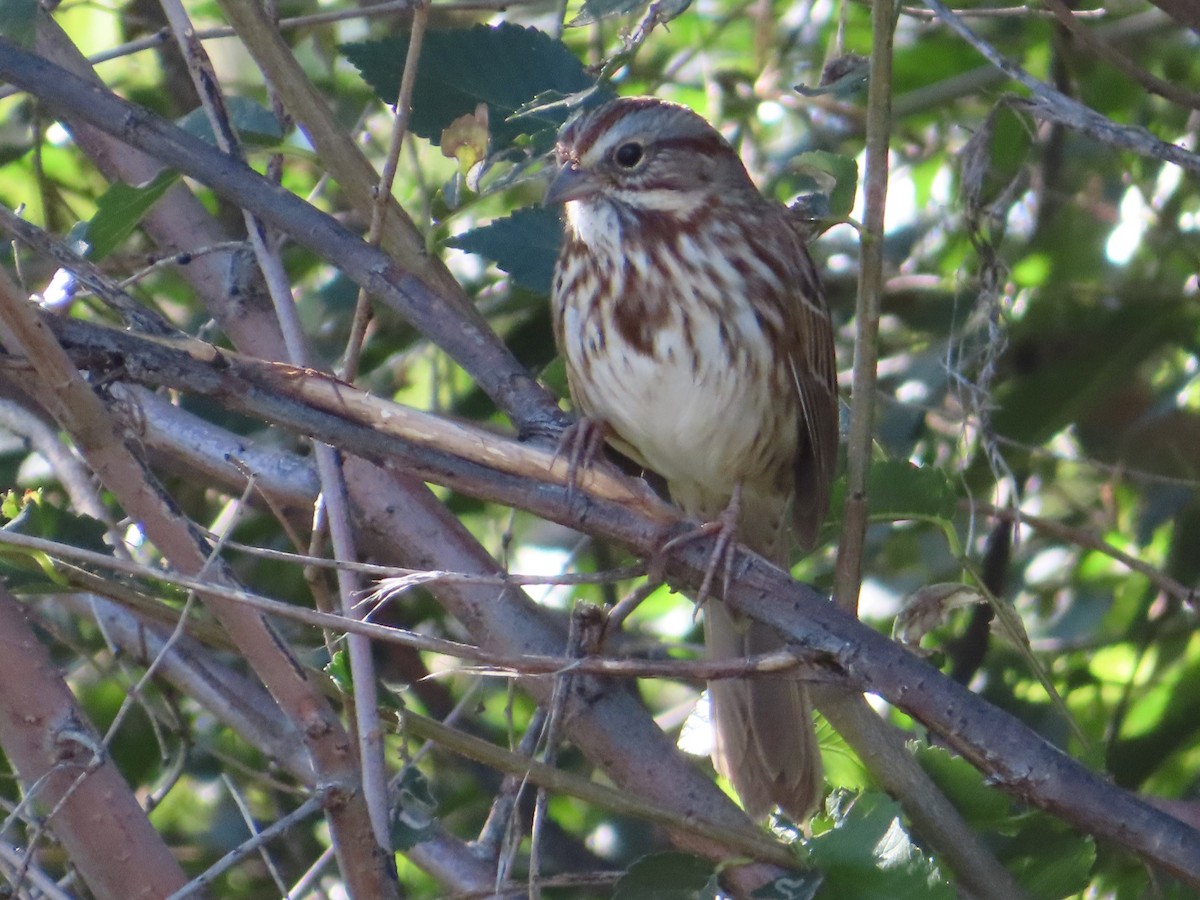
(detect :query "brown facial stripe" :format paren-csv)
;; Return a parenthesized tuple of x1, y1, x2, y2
(566, 101, 643, 156)
(653, 134, 730, 160)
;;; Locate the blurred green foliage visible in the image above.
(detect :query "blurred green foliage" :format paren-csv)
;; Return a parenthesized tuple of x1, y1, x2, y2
(0, 0, 1197, 896)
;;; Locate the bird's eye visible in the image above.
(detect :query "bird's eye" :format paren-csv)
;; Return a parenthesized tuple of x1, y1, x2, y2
(613, 142, 644, 168)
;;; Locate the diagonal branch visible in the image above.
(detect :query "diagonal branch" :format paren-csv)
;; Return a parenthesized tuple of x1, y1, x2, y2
(923, 0, 1200, 176)
(18, 313, 1200, 887)
(0, 36, 566, 439)
(0, 268, 398, 897)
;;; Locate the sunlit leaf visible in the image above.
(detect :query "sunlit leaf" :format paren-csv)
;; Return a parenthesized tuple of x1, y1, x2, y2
(806, 793, 954, 898)
(80, 169, 179, 261)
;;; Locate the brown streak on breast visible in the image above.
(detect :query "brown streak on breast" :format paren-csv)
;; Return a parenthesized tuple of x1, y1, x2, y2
(612, 254, 665, 356)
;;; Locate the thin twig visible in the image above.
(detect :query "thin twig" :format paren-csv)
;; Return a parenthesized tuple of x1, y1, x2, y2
(1040, 0, 1200, 112)
(402, 710, 798, 867)
(824, 5, 1028, 896)
(342, 1, 430, 384)
(160, 0, 392, 846)
(898, 2, 1105, 19)
(833, 0, 893, 614)
(167, 796, 323, 900)
(972, 501, 1195, 606)
(923, 0, 1200, 176)
(0, 524, 837, 682)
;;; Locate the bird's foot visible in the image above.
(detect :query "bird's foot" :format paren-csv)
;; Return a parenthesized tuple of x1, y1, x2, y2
(555, 416, 611, 503)
(653, 485, 743, 606)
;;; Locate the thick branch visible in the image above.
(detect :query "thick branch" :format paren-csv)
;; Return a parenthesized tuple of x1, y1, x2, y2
(22, 315, 1200, 886)
(0, 37, 565, 439)
(0, 584, 188, 899)
(0, 270, 398, 897)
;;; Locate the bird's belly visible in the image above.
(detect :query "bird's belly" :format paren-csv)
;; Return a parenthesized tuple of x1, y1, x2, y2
(564, 307, 787, 495)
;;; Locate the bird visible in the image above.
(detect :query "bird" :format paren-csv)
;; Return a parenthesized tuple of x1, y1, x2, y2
(544, 95, 839, 821)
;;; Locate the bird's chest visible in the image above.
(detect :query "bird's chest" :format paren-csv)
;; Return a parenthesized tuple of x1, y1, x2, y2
(555, 256, 785, 492)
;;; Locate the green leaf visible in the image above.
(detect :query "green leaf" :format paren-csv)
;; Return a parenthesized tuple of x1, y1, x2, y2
(829, 459, 956, 528)
(1001, 815, 1095, 899)
(612, 852, 719, 899)
(325, 648, 353, 692)
(869, 459, 956, 522)
(80, 169, 179, 262)
(792, 151, 858, 220)
(994, 300, 1188, 447)
(0, 490, 108, 592)
(0, 0, 37, 48)
(445, 206, 563, 295)
(176, 96, 284, 147)
(807, 793, 953, 899)
(3, 489, 109, 554)
(341, 24, 598, 151)
(913, 744, 1012, 833)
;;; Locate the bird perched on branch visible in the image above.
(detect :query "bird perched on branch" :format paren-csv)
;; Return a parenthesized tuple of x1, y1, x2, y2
(545, 96, 839, 821)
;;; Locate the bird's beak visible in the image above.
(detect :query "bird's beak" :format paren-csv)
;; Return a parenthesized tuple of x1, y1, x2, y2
(544, 161, 598, 206)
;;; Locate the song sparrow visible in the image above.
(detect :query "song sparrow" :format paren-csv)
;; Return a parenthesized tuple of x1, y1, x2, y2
(545, 96, 838, 821)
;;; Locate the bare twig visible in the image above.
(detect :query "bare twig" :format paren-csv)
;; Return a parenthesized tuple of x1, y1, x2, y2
(0, 525, 835, 683)
(11, 315, 1199, 885)
(892, 9, 1176, 121)
(342, 0, 430, 383)
(402, 711, 798, 867)
(1040, 0, 1200, 112)
(972, 501, 1195, 606)
(923, 0, 1200, 176)
(899, 3, 1105, 18)
(822, 3, 1028, 896)
(833, 0, 892, 613)
(0, 258, 396, 897)
(167, 796, 322, 900)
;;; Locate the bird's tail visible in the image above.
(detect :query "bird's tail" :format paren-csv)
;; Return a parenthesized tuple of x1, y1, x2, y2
(702, 488, 823, 821)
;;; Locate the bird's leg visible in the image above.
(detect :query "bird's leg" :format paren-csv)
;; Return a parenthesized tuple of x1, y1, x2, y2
(555, 416, 611, 503)
(656, 484, 743, 606)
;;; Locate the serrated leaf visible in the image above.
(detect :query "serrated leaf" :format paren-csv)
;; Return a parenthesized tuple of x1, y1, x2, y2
(445, 206, 563, 295)
(793, 151, 858, 219)
(80, 169, 179, 261)
(612, 852, 719, 899)
(913, 745, 1012, 833)
(1001, 815, 1095, 899)
(341, 24, 597, 151)
(807, 793, 953, 899)
(0, 0, 38, 48)
(177, 96, 284, 147)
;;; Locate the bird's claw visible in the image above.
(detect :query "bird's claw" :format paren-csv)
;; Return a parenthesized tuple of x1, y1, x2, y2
(555, 416, 610, 504)
(657, 485, 743, 606)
